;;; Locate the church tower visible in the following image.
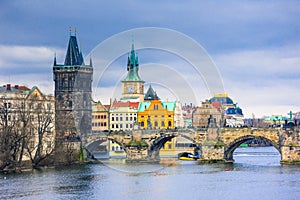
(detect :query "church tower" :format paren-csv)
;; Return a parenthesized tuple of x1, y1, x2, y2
(53, 30, 93, 143)
(121, 41, 145, 102)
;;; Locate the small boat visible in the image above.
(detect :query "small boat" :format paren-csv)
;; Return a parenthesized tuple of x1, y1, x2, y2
(178, 152, 199, 161)
(239, 143, 248, 148)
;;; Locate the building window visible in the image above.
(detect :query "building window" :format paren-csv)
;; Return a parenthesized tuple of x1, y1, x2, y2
(61, 78, 65, 89)
(47, 141, 52, 148)
(30, 141, 35, 149)
(47, 103, 51, 111)
(154, 121, 158, 127)
(141, 122, 144, 127)
(30, 128, 34, 135)
(161, 121, 165, 127)
(112, 117, 114, 121)
(112, 124, 114, 128)
(29, 103, 34, 110)
(168, 121, 172, 127)
(154, 104, 158, 110)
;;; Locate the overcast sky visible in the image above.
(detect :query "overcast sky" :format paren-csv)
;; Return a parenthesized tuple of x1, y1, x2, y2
(0, 0, 299, 118)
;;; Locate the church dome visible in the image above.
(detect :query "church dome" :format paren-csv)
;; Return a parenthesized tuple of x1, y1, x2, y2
(209, 94, 234, 105)
(226, 107, 243, 116)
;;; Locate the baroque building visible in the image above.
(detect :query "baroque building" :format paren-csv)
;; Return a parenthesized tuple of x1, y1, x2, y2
(138, 85, 175, 129)
(208, 93, 244, 127)
(192, 99, 222, 128)
(53, 32, 93, 142)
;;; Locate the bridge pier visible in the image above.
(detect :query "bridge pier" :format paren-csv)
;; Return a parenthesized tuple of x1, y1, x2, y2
(125, 147, 150, 162)
(280, 128, 300, 163)
(281, 146, 300, 163)
(200, 141, 226, 163)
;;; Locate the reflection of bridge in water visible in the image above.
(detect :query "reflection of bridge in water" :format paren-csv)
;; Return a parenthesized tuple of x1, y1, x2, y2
(85, 127, 300, 163)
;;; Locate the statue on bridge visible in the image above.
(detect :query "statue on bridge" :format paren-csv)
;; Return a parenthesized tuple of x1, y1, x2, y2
(147, 116, 152, 129)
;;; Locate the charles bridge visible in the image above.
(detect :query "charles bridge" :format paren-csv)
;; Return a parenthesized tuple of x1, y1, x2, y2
(84, 126, 300, 164)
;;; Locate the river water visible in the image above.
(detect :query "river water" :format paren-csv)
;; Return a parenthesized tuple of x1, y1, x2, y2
(1, 147, 299, 200)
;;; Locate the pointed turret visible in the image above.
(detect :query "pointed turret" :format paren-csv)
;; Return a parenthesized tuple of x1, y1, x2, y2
(64, 34, 84, 66)
(144, 85, 160, 101)
(123, 41, 143, 82)
(89, 57, 93, 67)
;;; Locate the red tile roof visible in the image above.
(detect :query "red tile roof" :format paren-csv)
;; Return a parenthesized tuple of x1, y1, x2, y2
(212, 102, 221, 109)
(104, 105, 111, 110)
(111, 101, 139, 109)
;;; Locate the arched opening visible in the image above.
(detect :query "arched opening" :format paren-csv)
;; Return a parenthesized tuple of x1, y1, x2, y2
(86, 138, 126, 159)
(149, 133, 199, 160)
(86, 139, 109, 159)
(224, 136, 281, 165)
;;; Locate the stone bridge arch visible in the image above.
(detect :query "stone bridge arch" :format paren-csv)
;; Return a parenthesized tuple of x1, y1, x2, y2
(223, 135, 281, 162)
(85, 135, 127, 158)
(219, 128, 281, 162)
(148, 132, 199, 160)
(85, 139, 108, 154)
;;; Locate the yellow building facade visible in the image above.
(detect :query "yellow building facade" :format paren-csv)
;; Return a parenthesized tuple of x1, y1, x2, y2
(138, 99, 175, 129)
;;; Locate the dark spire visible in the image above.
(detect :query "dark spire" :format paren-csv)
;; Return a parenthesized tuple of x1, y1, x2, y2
(54, 53, 57, 66)
(89, 57, 93, 67)
(144, 85, 160, 101)
(64, 32, 84, 66)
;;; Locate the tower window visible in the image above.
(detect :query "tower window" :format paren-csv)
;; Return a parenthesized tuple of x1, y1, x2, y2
(68, 77, 73, 88)
(61, 78, 65, 89)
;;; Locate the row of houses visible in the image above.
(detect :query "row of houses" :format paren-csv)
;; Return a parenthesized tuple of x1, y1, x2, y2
(92, 92, 245, 134)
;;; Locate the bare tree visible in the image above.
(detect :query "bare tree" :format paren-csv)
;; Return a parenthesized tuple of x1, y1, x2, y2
(24, 95, 55, 168)
(0, 97, 25, 171)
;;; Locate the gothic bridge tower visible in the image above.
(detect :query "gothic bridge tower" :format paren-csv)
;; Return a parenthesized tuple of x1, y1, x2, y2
(121, 42, 145, 102)
(53, 31, 93, 143)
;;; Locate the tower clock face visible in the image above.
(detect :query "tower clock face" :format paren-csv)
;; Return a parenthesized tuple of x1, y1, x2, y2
(128, 86, 133, 93)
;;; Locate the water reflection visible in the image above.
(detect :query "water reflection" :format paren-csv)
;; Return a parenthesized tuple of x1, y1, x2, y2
(1, 147, 299, 200)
